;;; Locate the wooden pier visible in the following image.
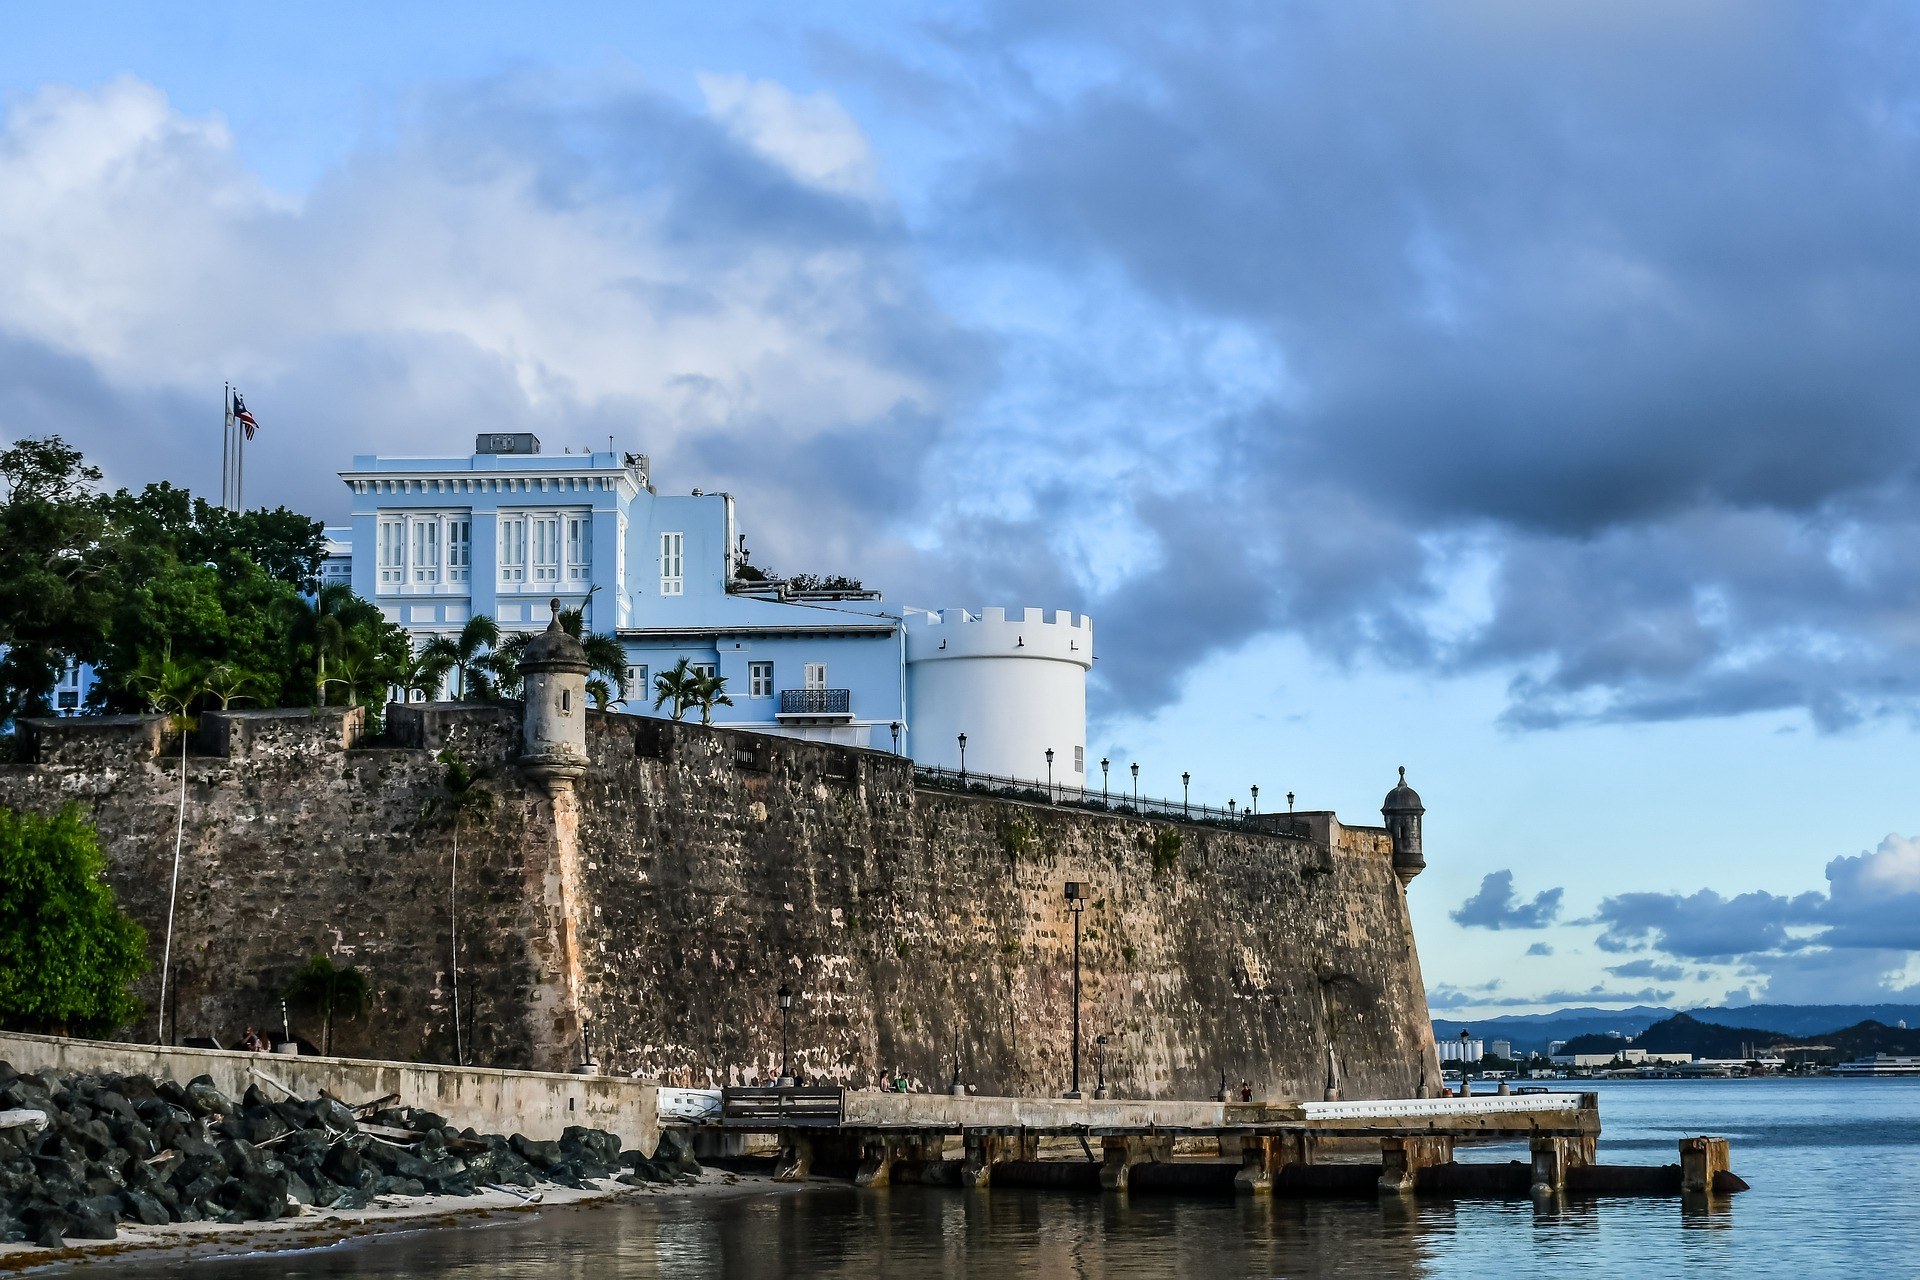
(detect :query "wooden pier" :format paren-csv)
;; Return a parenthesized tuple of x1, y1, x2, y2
(698, 1089, 1675, 1197)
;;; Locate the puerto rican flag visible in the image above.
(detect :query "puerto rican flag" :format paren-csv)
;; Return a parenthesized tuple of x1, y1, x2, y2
(232, 391, 260, 440)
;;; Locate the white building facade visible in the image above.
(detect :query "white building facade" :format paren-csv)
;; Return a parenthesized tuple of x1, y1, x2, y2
(335, 434, 1093, 777)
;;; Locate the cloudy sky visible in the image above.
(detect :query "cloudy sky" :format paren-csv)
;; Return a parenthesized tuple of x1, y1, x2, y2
(7, 0, 1920, 1016)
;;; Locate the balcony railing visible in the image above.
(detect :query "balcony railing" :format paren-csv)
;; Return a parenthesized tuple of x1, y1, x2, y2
(913, 765, 1287, 833)
(777, 688, 852, 718)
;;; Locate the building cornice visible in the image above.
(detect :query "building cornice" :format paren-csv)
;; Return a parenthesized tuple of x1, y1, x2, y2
(618, 624, 898, 642)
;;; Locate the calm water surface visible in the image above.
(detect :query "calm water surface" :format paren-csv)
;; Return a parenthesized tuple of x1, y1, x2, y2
(106, 1079, 1919, 1277)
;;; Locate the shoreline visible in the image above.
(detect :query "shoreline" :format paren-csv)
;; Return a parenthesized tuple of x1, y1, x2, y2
(0, 1171, 793, 1274)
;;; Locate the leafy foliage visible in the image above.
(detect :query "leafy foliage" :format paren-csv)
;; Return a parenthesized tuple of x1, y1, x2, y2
(0, 438, 115, 724)
(689, 668, 732, 724)
(0, 436, 411, 720)
(0, 804, 147, 1034)
(419, 615, 501, 700)
(1150, 827, 1182, 875)
(652, 657, 698, 721)
(282, 954, 372, 1056)
(423, 748, 496, 831)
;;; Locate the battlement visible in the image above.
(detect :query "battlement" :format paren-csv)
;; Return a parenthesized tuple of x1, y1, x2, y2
(904, 606, 1094, 668)
(198, 707, 367, 758)
(19, 707, 368, 767)
(15, 715, 171, 767)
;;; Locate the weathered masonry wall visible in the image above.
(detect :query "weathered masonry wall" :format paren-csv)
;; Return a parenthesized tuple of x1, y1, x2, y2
(1, 708, 1440, 1101)
(1, 708, 564, 1070)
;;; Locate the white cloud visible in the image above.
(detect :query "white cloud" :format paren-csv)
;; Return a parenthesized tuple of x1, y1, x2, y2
(0, 76, 960, 549)
(696, 73, 883, 201)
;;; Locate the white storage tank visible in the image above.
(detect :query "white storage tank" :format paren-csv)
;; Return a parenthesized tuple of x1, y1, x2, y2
(905, 607, 1093, 784)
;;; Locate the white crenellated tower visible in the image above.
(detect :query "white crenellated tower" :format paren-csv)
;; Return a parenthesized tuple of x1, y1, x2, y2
(904, 607, 1093, 783)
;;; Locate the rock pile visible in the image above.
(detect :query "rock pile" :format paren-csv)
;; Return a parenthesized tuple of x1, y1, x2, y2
(0, 1062, 695, 1250)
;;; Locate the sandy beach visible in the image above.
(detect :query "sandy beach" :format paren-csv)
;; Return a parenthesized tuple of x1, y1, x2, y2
(0, 1170, 789, 1274)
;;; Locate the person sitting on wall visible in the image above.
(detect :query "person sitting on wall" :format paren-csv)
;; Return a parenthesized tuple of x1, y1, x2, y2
(240, 1027, 265, 1052)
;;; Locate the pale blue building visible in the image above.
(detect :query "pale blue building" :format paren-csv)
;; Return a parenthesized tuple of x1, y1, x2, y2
(336, 434, 1094, 774)
(336, 433, 918, 751)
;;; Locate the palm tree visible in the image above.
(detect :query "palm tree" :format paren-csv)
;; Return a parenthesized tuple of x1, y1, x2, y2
(422, 749, 494, 1066)
(586, 677, 618, 710)
(690, 669, 733, 724)
(395, 642, 456, 703)
(282, 954, 372, 1057)
(652, 657, 698, 721)
(555, 607, 629, 703)
(419, 615, 500, 700)
(283, 583, 385, 705)
(484, 631, 532, 700)
(320, 637, 394, 708)
(202, 662, 262, 711)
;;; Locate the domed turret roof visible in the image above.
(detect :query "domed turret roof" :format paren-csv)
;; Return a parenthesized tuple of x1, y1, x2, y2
(517, 599, 590, 672)
(1382, 766, 1424, 815)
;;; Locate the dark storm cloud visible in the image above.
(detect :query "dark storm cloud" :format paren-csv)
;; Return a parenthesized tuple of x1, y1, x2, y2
(1451, 870, 1564, 930)
(944, 0, 1920, 727)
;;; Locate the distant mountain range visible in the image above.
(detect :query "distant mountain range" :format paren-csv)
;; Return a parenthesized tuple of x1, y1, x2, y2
(1432, 1004, 1920, 1056)
(1557, 1012, 1920, 1061)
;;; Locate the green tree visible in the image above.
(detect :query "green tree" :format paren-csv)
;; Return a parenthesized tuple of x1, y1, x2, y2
(689, 668, 733, 724)
(282, 954, 372, 1057)
(0, 437, 115, 723)
(418, 614, 500, 700)
(0, 804, 148, 1035)
(282, 582, 387, 706)
(394, 641, 456, 704)
(652, 657, 698, 721)
(422, 749, 495, 1065)
(557, 607, 628, 702)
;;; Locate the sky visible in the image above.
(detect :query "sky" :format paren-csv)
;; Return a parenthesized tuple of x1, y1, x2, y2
(6, 0, 1920, 1017)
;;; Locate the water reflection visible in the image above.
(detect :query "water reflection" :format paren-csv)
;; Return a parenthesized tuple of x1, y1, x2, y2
(101, 1079, 1917, 1278)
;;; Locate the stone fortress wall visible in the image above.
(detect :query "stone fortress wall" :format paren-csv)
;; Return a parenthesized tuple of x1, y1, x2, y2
(1, 706, 1441, 1101)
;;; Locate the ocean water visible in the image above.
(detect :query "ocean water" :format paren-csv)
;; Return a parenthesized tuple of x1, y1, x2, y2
(105, 1078, 1919, 1277)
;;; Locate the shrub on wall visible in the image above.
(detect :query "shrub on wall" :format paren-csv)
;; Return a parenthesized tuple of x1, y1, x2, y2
(0, 802, 147, 1035)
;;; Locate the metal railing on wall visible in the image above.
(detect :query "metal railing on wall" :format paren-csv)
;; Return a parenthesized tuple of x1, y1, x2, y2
(913, 765, 1294, 833)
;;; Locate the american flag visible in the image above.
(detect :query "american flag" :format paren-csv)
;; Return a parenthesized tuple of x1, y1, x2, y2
(232, 391, 260, 440)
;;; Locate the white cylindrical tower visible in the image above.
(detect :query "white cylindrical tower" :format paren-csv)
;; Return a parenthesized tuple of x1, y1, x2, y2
(517, 598, 591, 793)
(905, 607, 1093, 784)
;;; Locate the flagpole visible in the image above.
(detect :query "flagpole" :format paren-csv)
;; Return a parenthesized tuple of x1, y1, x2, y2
(221, 383, 231, 510)
(235, 390, 245, 512)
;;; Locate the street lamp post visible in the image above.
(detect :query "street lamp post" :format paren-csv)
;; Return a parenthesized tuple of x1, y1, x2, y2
(1458, 1028, 1472, 1097)
(1182, 771, 1190, 818)
(1130, 762, 1139, 807)
(1065, 881, 1087, 1098)
(1287, 791, 1295, 813)
(1095, 1034, 1110, 1100)
(890, 722, 901, 754)
(958, 733, 968, 782)
(1046, 748, 1055, 802)
(1250, 785, 1258, 814)
(1100, 758, 1109, 806)
(778, 984, 794, 1086)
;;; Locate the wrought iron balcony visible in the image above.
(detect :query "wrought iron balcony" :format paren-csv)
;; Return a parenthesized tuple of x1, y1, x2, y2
(778, 688, 852, 719)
